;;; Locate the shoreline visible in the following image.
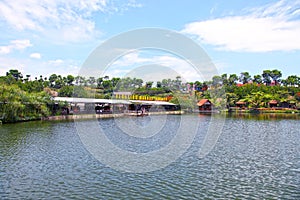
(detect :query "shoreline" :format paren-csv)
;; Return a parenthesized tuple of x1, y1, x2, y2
(224, 108, 299, 114)
(1, 109, 299, 124)
(41, 110, 185, 121)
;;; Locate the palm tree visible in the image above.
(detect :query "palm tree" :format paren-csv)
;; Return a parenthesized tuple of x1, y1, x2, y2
(6, 69, 23, 81)
(243, 91, 266, 108)
(212, 75, 222, 87)
(253, 75, 262, 84)
(228, 74, 238, 86)
(262, 70, 272, 85)
(88, 77, 96, 87)
(49, 74, 58, 88)
(270, 69, 282, 85)
(239, 72, 251, 84)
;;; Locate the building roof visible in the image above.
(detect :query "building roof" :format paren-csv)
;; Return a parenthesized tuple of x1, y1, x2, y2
(236, 101, 246, 105)
(269, 100, 278, 104)
(53, 97, 176, 106)
(113, 91, 132, 95)
(130, 100, 176, 106)
(53, 97, 131, 104)
(197, 99, 212, 106)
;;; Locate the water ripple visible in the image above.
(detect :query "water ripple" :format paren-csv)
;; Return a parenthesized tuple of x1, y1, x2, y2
(0, 115, 299, 199)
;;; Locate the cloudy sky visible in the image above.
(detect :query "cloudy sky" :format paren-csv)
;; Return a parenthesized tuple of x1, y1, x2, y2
(0, 0, 299, 81)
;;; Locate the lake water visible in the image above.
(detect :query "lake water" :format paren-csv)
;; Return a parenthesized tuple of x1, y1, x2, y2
(0, 114, 299, 199)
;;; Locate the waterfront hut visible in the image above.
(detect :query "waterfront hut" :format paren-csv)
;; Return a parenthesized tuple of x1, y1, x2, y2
(53, 97, 131, 114)
(197, 99, 213, 111)
(52, 97, 178, 115)
(280, 101, 290, 108)
(268, 100, 278, 108)
(279, 101, 297, 109)
(129, 100, 177, 113)
(235, 101, 247, 109)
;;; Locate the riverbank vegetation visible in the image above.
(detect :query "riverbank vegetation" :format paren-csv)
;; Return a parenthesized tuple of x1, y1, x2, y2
(0, 69, 299, 123)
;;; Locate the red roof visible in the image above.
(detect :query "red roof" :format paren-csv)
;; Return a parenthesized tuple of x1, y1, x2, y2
(269, 100, 278, 104)
(236, 101, 246, 105)
(237, 83, 262, 87)
(197, 99, 212, 106)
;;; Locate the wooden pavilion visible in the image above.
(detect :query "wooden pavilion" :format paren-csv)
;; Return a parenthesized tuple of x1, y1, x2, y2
(268, 100, 278, 108)
(235, 101, 247, 109)
(197, 99, 213, 111)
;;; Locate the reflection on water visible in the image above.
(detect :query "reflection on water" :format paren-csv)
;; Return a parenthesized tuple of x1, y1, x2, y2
(225, 112, 300, 120)
(198, 112, 300, 121)
(0, 115, 299, 199)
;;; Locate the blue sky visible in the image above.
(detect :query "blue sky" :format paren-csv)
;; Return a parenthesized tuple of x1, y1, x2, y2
(0, 0, 299, 82)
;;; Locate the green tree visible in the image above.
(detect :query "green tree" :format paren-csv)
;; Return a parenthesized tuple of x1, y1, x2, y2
(0, 84, 51, 122)
(262, 70, 272, 85)
(102, 80, 112, 90)
(59, 85, 74, 97)
(284, 75, 298, 87)
(270, 69, 282, 85)
(221, 74, 228, 86)
(96, 77, 103, 88)
(145, 81, 153, 89)
(228, 74, 238, 86)
(253, 75, 262, 84)
(134, 78, 143, 88)
(156, 81, 162, 88)
(194, 81, 203, 91)
(6, 69, 23, 81)
(66, 75, 75, 86)
(239, 72, 251, 84)
(226, 92, 239, 107)
(174, 76, 182, 90)
(212, 75, 222, 87)
(111, 77, 121, 88)
(49, 74, 58, 88)
(54, 75, 64, 89)
(88, 77, 96, 87)
(243, 91, 265, 108)
(162, 79, 172, 88)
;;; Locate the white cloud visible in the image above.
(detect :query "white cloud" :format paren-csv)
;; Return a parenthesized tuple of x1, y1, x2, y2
(112, 52, 152, 66)
(48, 59, 64, 65)
(0, 51, 215, 82)
(0, 56, 80, 78)
(0, 57, 26, 76)
(182, 0, 300, 52)
(0, 0, 142, 43)
(0, 46, 10, 54)
(107, 51, 213, 82)
(0, 39, 32, 54)
(30, 53, 41, 59)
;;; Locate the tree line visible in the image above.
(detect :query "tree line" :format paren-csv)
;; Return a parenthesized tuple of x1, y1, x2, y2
(209, 69, 299, 87)
(0, 68, 299, 123)
(198, 70, 300, 109)
(0, 70, 185, 98)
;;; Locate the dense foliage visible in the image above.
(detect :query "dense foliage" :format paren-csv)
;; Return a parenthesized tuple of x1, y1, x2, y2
(206, 70, 300, 109)
(0, 84, 50, 122)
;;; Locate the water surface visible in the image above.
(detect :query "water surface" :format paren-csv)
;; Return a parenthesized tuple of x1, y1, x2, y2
(0, 114, 299, 199)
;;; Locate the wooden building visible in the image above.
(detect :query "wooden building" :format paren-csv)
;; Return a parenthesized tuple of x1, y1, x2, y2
(235, 101, 247, 109)
(197, 99, 213, 111)
(280, 101, 297, 109)
(268, 100, 278, 108)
